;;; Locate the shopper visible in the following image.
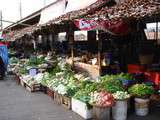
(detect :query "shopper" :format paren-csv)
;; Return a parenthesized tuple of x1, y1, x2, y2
(0, 42, 9, 79)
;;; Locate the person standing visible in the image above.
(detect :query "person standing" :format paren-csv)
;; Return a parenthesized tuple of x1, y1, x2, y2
(0, 41, 9, 79)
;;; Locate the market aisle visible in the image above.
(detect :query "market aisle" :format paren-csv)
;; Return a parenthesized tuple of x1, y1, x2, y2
(0, 75, 83, 120)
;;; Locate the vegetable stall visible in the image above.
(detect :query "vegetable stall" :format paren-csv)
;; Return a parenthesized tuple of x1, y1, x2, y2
(6, 0, 160, 120)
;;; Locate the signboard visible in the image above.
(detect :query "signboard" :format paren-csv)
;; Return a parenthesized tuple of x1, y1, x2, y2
(74, 19, 129, 35)
(74, 31, 87, 41)
(58, 32, 66, 42)
(74, 19, 97, 31)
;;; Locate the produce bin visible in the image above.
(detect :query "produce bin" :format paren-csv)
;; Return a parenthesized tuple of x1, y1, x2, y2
(71, 98, 93, 119)
(61, 95, 71, 110)
(46, 87, 54, 99)
(54, 92, 62, 104)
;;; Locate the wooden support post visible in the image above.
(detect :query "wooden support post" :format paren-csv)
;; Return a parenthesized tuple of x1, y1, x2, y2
(33, 35, 37, 51)
(156, 22, 159, 44)
(68, 22, 74, 65)
(49, 33, 53, 51)
(98, 30, 102, 76)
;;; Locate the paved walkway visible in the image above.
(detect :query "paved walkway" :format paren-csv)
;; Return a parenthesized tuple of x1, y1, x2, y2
(0, 75, 160, 120)
(0, 75, 83, 120)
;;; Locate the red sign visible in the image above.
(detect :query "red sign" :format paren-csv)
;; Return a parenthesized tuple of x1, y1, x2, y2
(74, 19, 129, 35)
(74, 19, 97, 31)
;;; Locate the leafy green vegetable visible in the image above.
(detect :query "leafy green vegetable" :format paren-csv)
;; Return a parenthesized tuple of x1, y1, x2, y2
(27, 56, 45, 66)
(128, 84, 154, 98)
(117, 73, 134, 81)
(73, 82, 98, 103)
(74, 90, 91, 103)
(100, 75, 124, 93)
(19, 66, 27, 75)
(102, 83, 124, 93)
(10, 57, 19, 64)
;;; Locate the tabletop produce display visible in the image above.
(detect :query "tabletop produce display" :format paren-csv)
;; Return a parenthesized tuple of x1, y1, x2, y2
(9, 51, 156, 120)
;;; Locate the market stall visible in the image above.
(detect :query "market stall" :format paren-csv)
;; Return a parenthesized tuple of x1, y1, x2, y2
(6, 0, 160, 120)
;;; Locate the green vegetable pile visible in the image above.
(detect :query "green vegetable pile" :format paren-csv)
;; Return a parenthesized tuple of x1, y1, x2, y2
(18, 65, 28, 75)
(27, 56, 45, 66)
(74, 81, 98, 103)
(128, 84, 154, 98)
(40, 59, 79, 97)
(10, 57, 19, 64)
(100, 75, 124, 93)
(116, 73, 134, 81)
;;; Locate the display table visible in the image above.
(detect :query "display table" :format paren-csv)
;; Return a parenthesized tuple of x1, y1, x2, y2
(74, 62, 100, 80)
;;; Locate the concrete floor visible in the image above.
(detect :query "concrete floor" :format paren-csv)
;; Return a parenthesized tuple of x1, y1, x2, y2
(0, 75, 159, 120)
(0, 75, 83, 120)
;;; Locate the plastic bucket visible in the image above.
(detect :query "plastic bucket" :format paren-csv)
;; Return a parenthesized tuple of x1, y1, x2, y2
(112, 100, 128, 120)
(135, 98, 150, 116)
(93, 106, 110, 120)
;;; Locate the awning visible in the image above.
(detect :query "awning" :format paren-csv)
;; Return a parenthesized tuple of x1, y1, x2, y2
(39, 0, 66, 25)
(7, 0, 160, 41)
(74, 0, 160, 35)
(5, 24, 39, 41)
(39, 0, 111, 25)
(39, 0, 99, 25)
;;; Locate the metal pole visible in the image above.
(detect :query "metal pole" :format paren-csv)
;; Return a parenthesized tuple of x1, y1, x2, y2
(43, 0, 46, 7)
(1, 19, 32, 32)
(156, 22, 158, 42)
(0, 11, 3, 31)
(19, 0, 22, 19)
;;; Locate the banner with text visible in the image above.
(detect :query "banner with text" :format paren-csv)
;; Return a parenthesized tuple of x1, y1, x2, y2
(74, 19, 129, 35)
